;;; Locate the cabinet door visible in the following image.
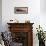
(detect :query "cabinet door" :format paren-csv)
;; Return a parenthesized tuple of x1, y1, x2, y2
(11, 32, 28, 46)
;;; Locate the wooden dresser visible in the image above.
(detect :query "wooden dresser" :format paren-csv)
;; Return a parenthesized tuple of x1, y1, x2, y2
(7, 23, 34, 46)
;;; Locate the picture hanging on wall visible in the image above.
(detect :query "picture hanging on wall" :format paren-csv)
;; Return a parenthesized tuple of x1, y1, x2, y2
(14, 7, 28, 14)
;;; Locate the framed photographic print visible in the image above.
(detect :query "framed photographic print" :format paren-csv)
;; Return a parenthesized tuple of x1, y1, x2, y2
(14, 7, 28, 14)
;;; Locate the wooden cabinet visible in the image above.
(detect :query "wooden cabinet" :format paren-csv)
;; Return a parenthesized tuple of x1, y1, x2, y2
(7, 23, 34, 46)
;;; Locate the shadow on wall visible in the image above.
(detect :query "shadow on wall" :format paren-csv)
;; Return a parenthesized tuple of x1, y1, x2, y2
(0, 0, 2, 32)
(40, 0, 46, 13)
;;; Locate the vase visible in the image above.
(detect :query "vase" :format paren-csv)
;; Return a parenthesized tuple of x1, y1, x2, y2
(39, 40, 45, 46)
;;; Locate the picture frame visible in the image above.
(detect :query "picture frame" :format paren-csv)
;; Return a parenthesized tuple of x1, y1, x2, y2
(14, 7, 28, 14)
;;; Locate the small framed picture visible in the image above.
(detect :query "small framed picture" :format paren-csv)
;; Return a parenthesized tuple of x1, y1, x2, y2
(14, 7, 28, 14)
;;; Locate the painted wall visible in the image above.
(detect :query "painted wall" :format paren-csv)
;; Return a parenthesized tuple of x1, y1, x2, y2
(0, 0, 2, 32)
(40, 0, 46, 31)
(40, 0, 46, 13)
(2, 0, 40, 31)
(2, 0, 46, 46)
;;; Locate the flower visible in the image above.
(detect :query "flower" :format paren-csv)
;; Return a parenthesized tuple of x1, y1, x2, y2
(36, 25, 45, 41)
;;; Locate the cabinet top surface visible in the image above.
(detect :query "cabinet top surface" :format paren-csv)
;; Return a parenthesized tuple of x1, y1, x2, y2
(7, 23, 34, 25)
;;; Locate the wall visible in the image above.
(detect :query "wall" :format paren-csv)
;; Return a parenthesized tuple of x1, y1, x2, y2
(2, 0, 40, 31)
(0, 0, 2, 32)
(40, 0, 46, 31)
(40, 0, 46, 13)
(2, 0, 46, 46)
